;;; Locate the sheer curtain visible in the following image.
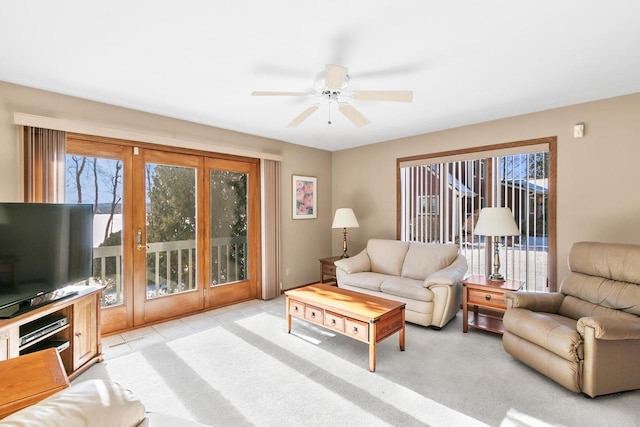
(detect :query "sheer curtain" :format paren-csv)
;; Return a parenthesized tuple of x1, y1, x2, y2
(261, 159, 281, 299)
(23, 126, 66, 203)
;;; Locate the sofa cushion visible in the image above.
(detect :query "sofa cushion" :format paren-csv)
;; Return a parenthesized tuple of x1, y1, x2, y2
(503, 308, 582, 362)
(380, 276, 434, 302)
(367, 239, 409, 276)
(401, 243, 459, 281)
(0, 379, 146, 427)
(339, 272, 391, 291)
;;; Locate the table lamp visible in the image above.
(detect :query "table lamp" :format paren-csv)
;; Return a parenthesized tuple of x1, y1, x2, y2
(332, 208, 359, 258)
(473, 207, 520, 281)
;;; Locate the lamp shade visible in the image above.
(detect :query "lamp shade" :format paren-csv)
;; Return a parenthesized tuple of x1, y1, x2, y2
(473, 207, 520, 236)
(332, 208, 359, 229)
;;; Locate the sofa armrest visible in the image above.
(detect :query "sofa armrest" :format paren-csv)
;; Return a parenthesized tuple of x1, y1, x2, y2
(334, 249, 370, 274)
(504, 291, 564, 312)
(424, 254, 467, 288)
(577, 316, 640, 340)
(0, 379, 146, 427)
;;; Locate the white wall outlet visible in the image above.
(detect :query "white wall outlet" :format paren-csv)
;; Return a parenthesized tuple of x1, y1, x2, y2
(573, 123, 585, 138)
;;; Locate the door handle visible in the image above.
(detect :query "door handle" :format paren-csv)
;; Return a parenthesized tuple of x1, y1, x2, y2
(136, 228, 148, 251)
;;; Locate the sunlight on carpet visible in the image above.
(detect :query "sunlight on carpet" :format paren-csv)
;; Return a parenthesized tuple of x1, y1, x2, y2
(233, 312, 488, 427)
(97, 351, 196, 421)
(97, 312, 492, 426)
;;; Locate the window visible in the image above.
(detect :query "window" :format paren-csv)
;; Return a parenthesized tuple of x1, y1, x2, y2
(398, 138, 556, 291)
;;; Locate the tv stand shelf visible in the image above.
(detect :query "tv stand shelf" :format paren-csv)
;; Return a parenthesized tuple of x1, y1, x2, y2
(0, 284, 104, 380)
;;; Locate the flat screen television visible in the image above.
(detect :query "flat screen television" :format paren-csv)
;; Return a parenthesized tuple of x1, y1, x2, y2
(0, 202, 93, 318)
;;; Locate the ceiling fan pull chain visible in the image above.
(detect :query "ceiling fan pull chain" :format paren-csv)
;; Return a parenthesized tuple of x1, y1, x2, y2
(328, 99, 332, 125)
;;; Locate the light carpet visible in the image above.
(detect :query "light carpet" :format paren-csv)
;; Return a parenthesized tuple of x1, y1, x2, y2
(76, 299, 640, 426)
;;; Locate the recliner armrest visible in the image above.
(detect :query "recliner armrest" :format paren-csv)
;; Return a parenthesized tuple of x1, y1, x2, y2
(334, 249, 371, 274)
(424, 254, 467, 288)
(577, 316, 640, 340)
(504, 291, 564, 312)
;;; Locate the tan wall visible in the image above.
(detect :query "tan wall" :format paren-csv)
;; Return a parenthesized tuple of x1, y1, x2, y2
(0, 81, 332, 291)
(331, 92, 640, 284)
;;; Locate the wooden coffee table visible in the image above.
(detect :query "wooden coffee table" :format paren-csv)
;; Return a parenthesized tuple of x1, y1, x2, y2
(285, 283, 405, 372)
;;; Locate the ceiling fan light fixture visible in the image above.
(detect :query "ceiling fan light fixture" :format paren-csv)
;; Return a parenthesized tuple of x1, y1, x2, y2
(325, 64, 348, 91)
(252, 63, 412, 128)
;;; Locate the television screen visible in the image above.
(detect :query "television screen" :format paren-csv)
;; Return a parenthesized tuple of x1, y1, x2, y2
(0, 203, 93, 316)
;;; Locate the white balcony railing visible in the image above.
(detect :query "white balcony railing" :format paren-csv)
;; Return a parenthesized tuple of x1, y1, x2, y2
(93, 236, 247, 307)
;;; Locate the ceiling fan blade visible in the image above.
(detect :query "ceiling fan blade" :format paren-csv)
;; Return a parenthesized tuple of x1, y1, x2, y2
(251, 91, 309, 97)
(338, 103, 370, 127)
(286, 104, 320, 128)
(351, 91, 413, 102)
(325, 64, 347, 91)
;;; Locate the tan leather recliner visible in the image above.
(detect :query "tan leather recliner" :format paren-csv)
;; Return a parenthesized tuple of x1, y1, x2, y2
(502, 241, 640, 397)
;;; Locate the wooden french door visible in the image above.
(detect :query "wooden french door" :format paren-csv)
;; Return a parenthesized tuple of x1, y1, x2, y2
(132, 148, 205, 325)
(203, 158, 261, 308)
(66, 134, 261, 334)
(66, 137, 134, 334)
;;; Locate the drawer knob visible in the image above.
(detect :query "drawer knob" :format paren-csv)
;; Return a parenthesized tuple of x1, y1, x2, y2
(330, 319, 336, 325)
(293, 306, 298, 312)
(485, 294, 491, 301)
(310, 312, 316, 318)
(352, 326, 358, 333)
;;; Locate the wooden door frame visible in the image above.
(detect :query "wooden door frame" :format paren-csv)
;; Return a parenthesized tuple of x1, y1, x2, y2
(66, 132, 263, 333)
(132, 148, 206, 326)
(66, 137, 134, 334)
(203, 157, 262, 309)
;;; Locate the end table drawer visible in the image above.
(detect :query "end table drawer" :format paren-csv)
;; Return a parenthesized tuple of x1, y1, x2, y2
(468, 288, 507, 310)
(322, 263, 336, 276)
(304, 305, 324, 325)
(324, 311, 344, 332)
(345, 318, 369, 342)
(289, 300, 305, 318)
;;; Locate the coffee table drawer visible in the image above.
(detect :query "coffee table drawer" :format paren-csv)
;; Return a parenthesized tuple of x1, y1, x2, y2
(324, 311, 345, 332)
(345, 318, 369, 342)
(304, 304, 324, 325)
(289, 300, 305, 318)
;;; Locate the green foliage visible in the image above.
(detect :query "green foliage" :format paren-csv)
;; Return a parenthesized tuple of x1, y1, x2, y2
(210, 170, 248, 284)
(147, 165, 196, 243)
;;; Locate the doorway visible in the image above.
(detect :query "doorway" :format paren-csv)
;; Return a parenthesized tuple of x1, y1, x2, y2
(65, 134, 260, 334)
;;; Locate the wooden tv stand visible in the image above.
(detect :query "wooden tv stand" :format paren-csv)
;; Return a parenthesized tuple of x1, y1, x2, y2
(0, 284, 104, 380)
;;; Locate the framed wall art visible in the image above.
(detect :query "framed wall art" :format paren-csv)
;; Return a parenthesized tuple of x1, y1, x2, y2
(292, 175, 317, 219)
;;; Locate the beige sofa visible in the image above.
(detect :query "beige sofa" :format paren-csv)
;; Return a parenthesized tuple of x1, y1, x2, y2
(502, 241, 640, 397)
(334, 239, 467, 328)
(0, 379, 210, 426)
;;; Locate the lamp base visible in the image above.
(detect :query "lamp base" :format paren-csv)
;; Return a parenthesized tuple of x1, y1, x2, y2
(488, 273, 505, 282)
(340, 228, 350, 258)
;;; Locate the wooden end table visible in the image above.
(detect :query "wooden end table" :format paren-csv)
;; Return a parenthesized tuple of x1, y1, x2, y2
(319, 256, 342, 284)
(285, 283, 405, 372)
(0, 348, 69, 419)
(462, 275, 524, 334)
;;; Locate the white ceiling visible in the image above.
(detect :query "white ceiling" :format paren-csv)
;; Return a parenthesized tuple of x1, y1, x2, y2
(1, 1, 640, 152)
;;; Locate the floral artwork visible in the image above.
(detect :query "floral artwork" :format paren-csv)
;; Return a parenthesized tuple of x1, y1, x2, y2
(292, 175, 317, 219)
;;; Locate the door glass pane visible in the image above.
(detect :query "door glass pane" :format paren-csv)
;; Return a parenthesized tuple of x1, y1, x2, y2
(145, 164, 197, 299)
(65, 155, 124, 308)
(210, 170, 248, 286)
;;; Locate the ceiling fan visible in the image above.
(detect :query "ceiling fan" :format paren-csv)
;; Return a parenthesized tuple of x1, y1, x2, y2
(251, 64, 413, 128)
